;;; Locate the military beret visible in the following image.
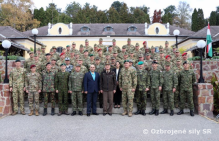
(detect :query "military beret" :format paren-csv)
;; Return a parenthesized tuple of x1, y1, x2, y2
(94, 44, 97, 47)
(97, 48, 102, 52)
(75, 64, 81, 67)
(138, 54, 144, 58)
(183, 61, 188, 65)
(66, 45, 70, 48)
(108, 45, 113, 48)
(60, 52, 65, 57)
(159, 45, 163, 49)
(51, 58, 56, 61)
(165, 41, 169, 44)
(37, 48, 41, 51)
(83, 50, 88, 53)
(89, 54, 94, 57)
(30, 65, 36, 69)
(127, 38, 131, 41)
(60, 63, 66, 66)
(151, 46, 155, 49)
(45, 53, 51, 56)
(143, 41, 147, 44)
(152, 61, 158, 64)
(124, 60, 129, 63)
(165, 55, 171, 59)
(72, 42, 76, 45)
(85, 39, 89, 42)
(52, 46, 56, 49)
(46, 62, 51, 66)
(29, 51, 34, 54)
(99, 38, 103, 41)
(112, 39, 116, 42)
(105, 61, 110, 65)
(111, 56, 115, 60)
(80, 44, 84, 48)
(95, 56, 100, 60)
(182, 52, 187, 56)
(15, 59, 21, 62)
(165, 62, 171, 66)
(135, 43, 140, 47)
(65, 57, 70, 61)
(138, 61, 144, 65)
(122, 46, 126, 49)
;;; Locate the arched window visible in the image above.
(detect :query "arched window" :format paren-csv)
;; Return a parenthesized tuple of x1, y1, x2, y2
(58, 27, 62, 34)
(127, 25, 137, 32)
(104, 26, 113, 32)
(155, 27, 159, 34)
(80, 26, 90, 32)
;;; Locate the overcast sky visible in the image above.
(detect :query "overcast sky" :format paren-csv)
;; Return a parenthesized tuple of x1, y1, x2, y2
(33, 0, 218, 19)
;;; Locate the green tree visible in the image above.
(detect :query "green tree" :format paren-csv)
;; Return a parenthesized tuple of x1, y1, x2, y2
(34, 7, 46, 26)
(119, 3, 129, 23)
(96, 10, 108, 23)
(111, 1, 123, 13)
(162, 13, 173, 24)
(197, 8, 205, 30)
(191, 8, 198, 31)
(107, 6, 121, 23)
(65, 2, 81, 19)
(209, 11, 217, 25)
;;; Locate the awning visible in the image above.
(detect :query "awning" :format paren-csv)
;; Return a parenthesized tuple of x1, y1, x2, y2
(186, 46, 198, 52)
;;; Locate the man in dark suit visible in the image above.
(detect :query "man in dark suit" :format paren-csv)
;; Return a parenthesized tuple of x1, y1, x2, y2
(84, 64, 100, 116)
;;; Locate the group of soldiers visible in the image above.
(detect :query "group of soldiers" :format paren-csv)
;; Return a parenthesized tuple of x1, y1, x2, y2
(9, 38, 196, 117)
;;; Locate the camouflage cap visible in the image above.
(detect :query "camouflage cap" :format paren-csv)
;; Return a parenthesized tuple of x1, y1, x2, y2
(105, 61, 110, 65)
(41, 46, 46, 49)
(176, 58, 181, 62)
(29, 51, 34, 54)
(165, 62, 171, 66)
(135, 43, 140, 47)
(112, 39, 116, 42)
(95, 56, 100, 60)
(122, 46, 126, 49)
(159, 51, 164, 54)
(113, 51, 118, 54)
(94, 44, 97, 47)
(129, 60, 133, 63)
(99, 38, 103, 41)
(83, 50, 88, 53)
(159, 45, 163, 49)
(165, 41, 169, 44)
(151, 46, 155, 49)
(72, 42, 76, 45)
(127, 38, 131, 41)
(172, 46, 176, 49)
(175, 49, 180, 53)
(77, 56, 83, 61)
(124, 52, 129, 56)
(138, 54, 144, 58)
(34, 54, 38, 57)
(111, 56, 115, 60)
(146, 52, 151, 56)
(52, 46, 56, 49)
(51, 57, 56, 61)
(105, 52, 110, 56)
(75, 64, 81, 67)
(37, 48, 41, 51)
(80, 44, 84, 48)
(85, 39, 89, 42)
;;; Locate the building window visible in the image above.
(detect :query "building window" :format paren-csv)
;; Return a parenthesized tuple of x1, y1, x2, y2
(155, 27, 159, 34)
(127, 26, 137, 32)
(56, 47, 63, 53)
(58, 27, 62, 34)
(80, 26, 90, 32)
(104, 26, 113, 32)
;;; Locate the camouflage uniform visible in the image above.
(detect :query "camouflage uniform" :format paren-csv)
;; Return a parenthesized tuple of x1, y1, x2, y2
(136, 69, 150, 111)
(55, 71, 70, 113)
(42, 70, 56, 108)
(24, 57, 35, 72)
(125, 44, 135, 53)
(25, 72, 42, 112)
(162, 69, 178, 110)
(57, 59, 65, 66)
(149, 69, 163, 110)
(69, 71, 84, 112)
(119, 67, 137, 114)
(51, 64, 60, 73)
(53, 52, 60, 61)
(9, 68, 26, 113)
(178, 69, 196, 110)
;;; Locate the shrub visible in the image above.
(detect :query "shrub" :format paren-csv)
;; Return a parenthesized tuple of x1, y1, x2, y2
(211, 74, 219, 114)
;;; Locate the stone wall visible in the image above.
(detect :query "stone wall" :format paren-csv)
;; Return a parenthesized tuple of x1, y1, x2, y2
(0, 60, 24, 82)
(0, 84, 12, 116)
(192, 61, 219, 83)
(193, 83, 214, 119)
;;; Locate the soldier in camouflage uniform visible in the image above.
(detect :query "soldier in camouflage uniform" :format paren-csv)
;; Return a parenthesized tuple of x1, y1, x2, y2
(134, 61, 150, 116)
(9, 60, 26, 115)
(158, 51, 166, 70)
(112, 51, 121, 62)
(124, 38, 135, 53)
(25, 65, 42, 116)
(110, 57, 116, 70)
(76, 57, 88, 74)
(50, 58, 60, 73)
(84, 39, 93, 54)
(97, 49, 106, 65)
(69, 64, 85, 116)
(71, 42, 79, 53)
(92, 44, 99, 57)
(140, 41, 148, 52)
(57, 53, 66, 66)
(86, 54, 95, 68)
(83, 50, 90, 68)
(181, 52, 193, 69)
(177, 61, 196, 116)
(119, 60, 137, 117)
(24, 51, 35, 72)
(41, 53, 51, 71)
(52, 46, 60, 61)
(128, 52, 137, 64)
(150, 46, 158, 60)
(160, 62, 178, 116)
(172, 49, 182, 66)
(173, 59, 184, 108)
(65, 45, 71, 58)
(34, 54, 42, 74)
(97, 38, 106, 50)
(118, 46, 127, 59)
(39, 46, 46, 61)
(110, 39, 121, 53)
(165, 55, 173, 69)
(55, 63, 70, 116)
(148, 61, 163, 116)
(42, 63, 56, 116)
(133, 43, 142, 57)
(79, 45, 84, 56)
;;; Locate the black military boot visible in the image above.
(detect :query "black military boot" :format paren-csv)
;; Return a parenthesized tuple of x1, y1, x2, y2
(71, 111, 76, 116)
(170, 110, 174, 116)
(149, 109, 156, 115)
(177, 110, 184, 115)
(43, 108, 47, 116)
(155, 110, 159, 116)
(190, 110, 194, 117)
(51, 108, 55, 116)
(134, 109, 141, 115)
(160, 109, 168, 114)
(99, 104, 103, 108)
(141, 110, 146, 116)
(79, 111, 83, 116)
